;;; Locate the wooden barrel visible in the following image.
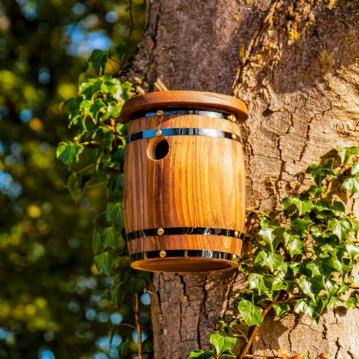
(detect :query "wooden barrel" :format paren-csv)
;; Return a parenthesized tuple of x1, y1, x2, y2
(120, 91, 248, 273)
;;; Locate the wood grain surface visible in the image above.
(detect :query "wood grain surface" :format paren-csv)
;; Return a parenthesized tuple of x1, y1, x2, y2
(124, 115, 246, 233)
(120, 91, 248, 123)
(130, 257, 239, 272)
(127, 234, 242, 254)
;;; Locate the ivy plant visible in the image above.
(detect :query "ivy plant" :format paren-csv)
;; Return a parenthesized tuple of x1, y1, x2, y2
(189, 146, 359, 359)
(57, 45, 152, 359)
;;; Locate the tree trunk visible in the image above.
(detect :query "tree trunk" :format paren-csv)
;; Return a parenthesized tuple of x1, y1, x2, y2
(127, 0, 359, 357)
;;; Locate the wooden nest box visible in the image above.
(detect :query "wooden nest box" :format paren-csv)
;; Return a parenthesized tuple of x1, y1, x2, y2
(120, 91, 248, 273)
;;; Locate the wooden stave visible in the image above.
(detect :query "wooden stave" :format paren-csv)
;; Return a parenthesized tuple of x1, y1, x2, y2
(127, 234, 242, 255)
(124, 129, 246, 233)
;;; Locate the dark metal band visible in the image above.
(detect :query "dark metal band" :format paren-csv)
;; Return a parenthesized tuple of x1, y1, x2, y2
(126, 227, 243, 241)
(130, 250, 240, 262)
(127, 128, 241, 143)
(132, 108, 237, 122)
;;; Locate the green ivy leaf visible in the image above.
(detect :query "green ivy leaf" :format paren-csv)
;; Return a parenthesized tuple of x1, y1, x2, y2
(341, 175, 359, 198)
(111, 146, 125, 165)
(325, 279, 339, 299)
(284, 232, 305, 257)
(281, 197, 296, 216)
(254, 251, 284, 272)
(321, 258, 346, 276)
(288, 238, 305, 257)
(345, 297, 356, 310)
(79, 99, 92, 110)
(330, 201, 345, 215)
(294, 298, 315, 317)
(88, 99, 106, 122)
(306, 260, 335, 277)
(115, 42, 128, 66)
(57, 142, 84, 165)
(336, 146, 359, 165)
(328, 218, 351, 241)
(248, 274, 274, 296)
(299, 276, 326, 302)
(79, 78, 103, 100)
(116, 233, 126, 248)
(88, 148, 103, 167)
(313, 199, 334, 219)
(209, 332, 236, 357)
(88, 49, 108, 75)
(306, 158, 336, 187)
(108, 287, 116, 302)
(61, 96, 82, 112)
(237, 299, 263, 327)
(109, 174, 124, 192)
(94, 250, 116, 276)
(291, 217, 312, 238)
(101, 226, 116, 249)
(337, 282, 349, 296)
(308, 185, 325, 198)
(294, 298, 327, 323)
(351, 220, 359, 235)
(218, 320, 230, 335)
(311, 228, 337, 246)
(120, 81, 132, 101)
(143, 340, 154, 353)
(92, 232, 102, 254)
(283, 197, 313, 216)
(69, 113, 86, 132)
(118, 338, 130, 359)
(258, 218, 285, 251)
(65, 172, 79, 198)
(328, 296, 339, 310)
(188, 349, 214, 359)
(120, 123, 129, 135)
(107, 201, 125, 226)
(346, 243, 359, 261)
(273, 303, 290, 319)
(103, 103, 121, 120)
(126, 277, 146, 294)
(220, 349, 236, 358)
(99, 131, 115, 151)
(352, 162, 359, 175)
(101, 76, 122, 98)
(272, 279, 296, 292)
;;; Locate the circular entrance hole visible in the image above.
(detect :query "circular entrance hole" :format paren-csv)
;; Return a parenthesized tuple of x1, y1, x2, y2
(147, 138, 169, 160)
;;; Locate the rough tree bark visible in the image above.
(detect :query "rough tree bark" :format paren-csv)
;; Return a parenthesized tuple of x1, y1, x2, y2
(126, 0, 359, 358)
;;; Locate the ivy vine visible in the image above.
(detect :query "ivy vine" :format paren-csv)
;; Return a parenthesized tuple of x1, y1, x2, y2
(57, 43, 153, 359)
(189, 146, 359, 358)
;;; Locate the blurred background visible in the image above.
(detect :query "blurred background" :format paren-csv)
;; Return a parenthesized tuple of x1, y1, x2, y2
(0, 1, 148, 358)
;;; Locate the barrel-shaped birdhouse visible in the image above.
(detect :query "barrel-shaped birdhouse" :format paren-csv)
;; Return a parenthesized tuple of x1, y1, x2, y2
(120, 91, 248, 273)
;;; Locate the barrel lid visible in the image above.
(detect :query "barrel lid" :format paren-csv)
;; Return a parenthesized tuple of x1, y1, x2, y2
(120, 91, 248, 123)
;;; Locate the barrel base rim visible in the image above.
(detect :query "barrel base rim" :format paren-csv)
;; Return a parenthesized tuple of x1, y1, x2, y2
(130, 250, 240, 273)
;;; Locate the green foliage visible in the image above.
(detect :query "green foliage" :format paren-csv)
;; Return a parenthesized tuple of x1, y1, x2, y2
(57, 40, 157, 359)
(88, 50, 108, 75)
(191, 146, 359, 357)
(237, 299, 263, 326)
(57, 142, 84, 165)
(189, 349, 214, 359)
(306, 158, 336, 187)
(210, 332, 236, 357)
